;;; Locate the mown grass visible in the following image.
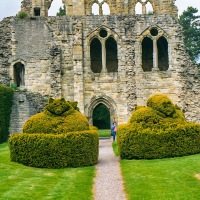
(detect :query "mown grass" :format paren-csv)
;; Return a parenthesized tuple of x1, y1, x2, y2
(112, 141, 119, 156)
(121, 154, 200, 200)
(98, 129, 111, 137)
(0, 143, 95, 200)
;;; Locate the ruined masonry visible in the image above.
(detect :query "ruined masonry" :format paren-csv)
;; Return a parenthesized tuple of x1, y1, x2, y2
(0, 0, 199, 133)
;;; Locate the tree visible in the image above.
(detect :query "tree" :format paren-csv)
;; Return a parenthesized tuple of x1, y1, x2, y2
(56, 5, 66, 16)
(179, 7, 200, 66)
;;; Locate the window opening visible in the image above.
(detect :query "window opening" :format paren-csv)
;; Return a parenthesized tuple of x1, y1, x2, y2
(150, 28, 158, 36)
(146, 2, 153, 14)
(99, 29, 108, 38)
(48, 0, 64, 16)
(92, 3, 100, 15)
(102, 3, 110, 15)
(142, 37, 153, 71)
(92, 103, 110, 129)
(34, 7, 41, 16)
(90, 38, 102, 73)
(106, 37, 118, 72)
(14, 62, 25, 87)
(135, 2, 142, 14)
(157, 36, 169, 71)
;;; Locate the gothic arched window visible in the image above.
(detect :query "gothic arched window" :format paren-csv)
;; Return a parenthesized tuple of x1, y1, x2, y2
(106, 37, 118, 72)
(90, 38, 102, 73)
(157, 36, 169, 71)
(142, 37, 153, 71)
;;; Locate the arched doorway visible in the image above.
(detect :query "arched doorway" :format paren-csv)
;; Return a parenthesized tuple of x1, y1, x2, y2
(92, 103, 110, 129)
(86, 95, 117, 127)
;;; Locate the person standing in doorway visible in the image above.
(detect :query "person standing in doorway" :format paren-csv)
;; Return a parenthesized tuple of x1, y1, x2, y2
(111, 122, 117, 142)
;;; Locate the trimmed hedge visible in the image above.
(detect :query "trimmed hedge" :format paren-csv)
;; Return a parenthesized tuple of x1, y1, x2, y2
(9, 98, 99, 168)
(9, 130, 99, 168)
(118, 122, 200, 159)
(23, 111, 89, 134)
(117, 94, 200, 159)
(0, 84, 13, 143)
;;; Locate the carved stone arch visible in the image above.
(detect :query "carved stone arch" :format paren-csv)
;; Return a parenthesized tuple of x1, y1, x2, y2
(139, 25, 169, 41)
(85, 0, 112, 15)
(133, 0, 156, 14)
(86, 95, 117, 125)
(138, 25, 170, 71)
(86, 25, 120, 43)
(86, 26, 120, 73)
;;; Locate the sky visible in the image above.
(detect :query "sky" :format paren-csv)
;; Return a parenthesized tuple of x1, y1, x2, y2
(0, 0, 200, 21)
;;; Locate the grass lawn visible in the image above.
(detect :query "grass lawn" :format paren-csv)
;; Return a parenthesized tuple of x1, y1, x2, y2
(112, 141, 119, 156)
(121, 154, 200, 200)
(98, 129, 111, 137)
(0, 143, 95, 200)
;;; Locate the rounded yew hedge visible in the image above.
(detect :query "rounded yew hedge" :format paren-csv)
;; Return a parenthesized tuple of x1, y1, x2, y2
(117, 94, 200, 159)
(9, 98, 99, 168)
(9, 131, 98, 168)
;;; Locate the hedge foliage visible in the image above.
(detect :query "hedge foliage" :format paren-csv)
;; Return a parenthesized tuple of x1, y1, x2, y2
(23, 98, 89, 133)
(0, 84, 13, 143)
(117, 94, 200, 159)
(9, 98, 99, 168)
(9, 130, 99, 168)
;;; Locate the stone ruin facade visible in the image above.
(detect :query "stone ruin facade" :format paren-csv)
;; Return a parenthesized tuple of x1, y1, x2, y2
(0, 0, 199, 133)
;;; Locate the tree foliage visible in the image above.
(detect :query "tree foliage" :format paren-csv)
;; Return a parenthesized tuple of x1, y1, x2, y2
(179, 7, 200, 66)
(56, 5, 66, 16)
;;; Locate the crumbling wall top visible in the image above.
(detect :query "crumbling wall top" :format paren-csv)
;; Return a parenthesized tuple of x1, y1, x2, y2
(20, 0, 178, 17)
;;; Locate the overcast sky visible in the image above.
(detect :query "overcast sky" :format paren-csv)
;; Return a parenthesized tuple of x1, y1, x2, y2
(0, 0, 200, 21)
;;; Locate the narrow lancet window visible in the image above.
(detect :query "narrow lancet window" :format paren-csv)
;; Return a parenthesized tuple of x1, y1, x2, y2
(92, 3, 100, 15)
(90, 38, 102, 73)
(142, 37, 153, 71)
(106, 37, 118, 72)
(157, 36, 169, 71)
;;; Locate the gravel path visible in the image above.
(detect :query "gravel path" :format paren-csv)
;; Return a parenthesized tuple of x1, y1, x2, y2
(94, 138, 127, 200)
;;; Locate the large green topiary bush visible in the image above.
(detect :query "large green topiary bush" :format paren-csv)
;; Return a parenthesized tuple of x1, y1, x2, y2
(9, 98, 99, 168)
(23, 98, 89, 134)
(0, 84, 13, 143)
(117, 94, 200, 159)
(9, 131, 98, 168)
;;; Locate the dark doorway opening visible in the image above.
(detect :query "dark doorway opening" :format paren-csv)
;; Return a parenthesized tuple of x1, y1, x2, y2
(90, 38, 102, 73)
(106, 37, 118, 72)
(34, 7, 41, 16)
(92, 103, 110, 129)
(157, 36, 169, 71)
(142, 37, 153, 71)
(14, 62, 25, 87)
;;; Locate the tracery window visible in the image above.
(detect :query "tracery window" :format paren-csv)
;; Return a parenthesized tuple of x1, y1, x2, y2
(135, 0, 153, 14)
(141, 27, 169, 72)
(90, 29, 118, 73)
(92, 0, 110, 15)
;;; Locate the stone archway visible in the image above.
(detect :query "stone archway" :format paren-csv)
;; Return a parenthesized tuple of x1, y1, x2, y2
(92, 103, 110, 129)
(86, 95, 117, 126)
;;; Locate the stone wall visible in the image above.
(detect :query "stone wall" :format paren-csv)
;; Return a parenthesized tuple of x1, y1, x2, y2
(0, 18, 12, 86)
(9, 91, 48, 133)
(20, 0, 178, 17)
(0, 14, 200, 134)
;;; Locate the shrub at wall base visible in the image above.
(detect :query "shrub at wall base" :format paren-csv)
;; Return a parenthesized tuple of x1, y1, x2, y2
(0, 84, 13, 143)
(9, 98, 99, 168)
(117, 94, 200, 159)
